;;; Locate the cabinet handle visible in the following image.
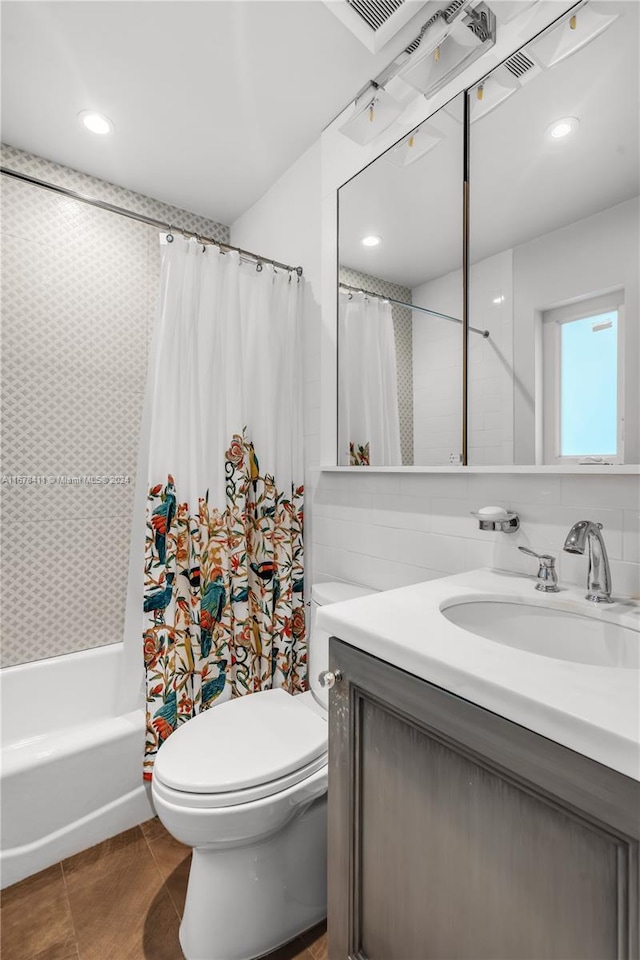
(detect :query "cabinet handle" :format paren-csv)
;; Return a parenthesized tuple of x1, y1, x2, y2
(318, 669, 342, 689)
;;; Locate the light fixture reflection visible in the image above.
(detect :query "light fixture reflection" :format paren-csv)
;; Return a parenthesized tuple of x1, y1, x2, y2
(470, 68, 520, 122)
(386, 122, 443, 167)
(339, 84, 403, 145)
(361, 235, 382, 247)
(529, 3, 618, 68)
(401, 10, 495, 100)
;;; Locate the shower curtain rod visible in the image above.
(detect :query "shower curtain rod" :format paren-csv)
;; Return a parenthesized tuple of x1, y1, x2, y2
(0, 167, 304, 277)
(339, 282, 490, 338)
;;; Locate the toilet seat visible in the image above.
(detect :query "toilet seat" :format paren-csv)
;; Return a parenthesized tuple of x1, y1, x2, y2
(153, 751, 327, 809)
(153, 688, 327, 809)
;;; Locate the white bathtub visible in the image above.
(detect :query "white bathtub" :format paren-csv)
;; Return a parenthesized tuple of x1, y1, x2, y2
(0, 642, 154, 888)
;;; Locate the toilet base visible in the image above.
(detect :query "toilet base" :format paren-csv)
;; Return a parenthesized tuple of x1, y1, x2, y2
(179, 794, 327, 960)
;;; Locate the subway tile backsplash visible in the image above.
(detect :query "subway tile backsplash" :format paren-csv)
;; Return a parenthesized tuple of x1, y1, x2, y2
(308, 470, 640, 599)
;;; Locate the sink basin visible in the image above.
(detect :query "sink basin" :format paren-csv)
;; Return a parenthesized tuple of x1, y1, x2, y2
(441, 599, 639, 668)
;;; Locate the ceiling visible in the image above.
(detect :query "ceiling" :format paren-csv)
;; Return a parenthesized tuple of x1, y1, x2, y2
(339, 0, 640, 288)
(0, 0, 427, 225)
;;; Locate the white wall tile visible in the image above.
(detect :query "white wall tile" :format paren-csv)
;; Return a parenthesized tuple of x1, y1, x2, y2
(1, 146, 230, 667)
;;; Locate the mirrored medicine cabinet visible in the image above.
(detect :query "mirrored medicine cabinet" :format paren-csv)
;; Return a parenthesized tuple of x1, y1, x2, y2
(336, 0, 639, 470)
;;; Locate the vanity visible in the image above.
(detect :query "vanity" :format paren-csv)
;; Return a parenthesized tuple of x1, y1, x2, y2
(319, 570, 640, 959)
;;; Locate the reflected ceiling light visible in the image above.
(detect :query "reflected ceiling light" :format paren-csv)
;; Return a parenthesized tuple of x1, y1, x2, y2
(528, 2, 618, 69)
(547, 116, 579, 139)
(78, 110, 114, 135)
(338, 83, 403, 145)
(401, 5, 496, 100)
(492, 295, 505, 304)
(361, 235, 382, 247)
(386, 122, 443, 167)
(470, 68, 520, 122)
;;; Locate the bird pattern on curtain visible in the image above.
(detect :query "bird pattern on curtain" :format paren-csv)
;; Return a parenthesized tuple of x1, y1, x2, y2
(142, 433, 305, 779)
(133, 236, 306, 779)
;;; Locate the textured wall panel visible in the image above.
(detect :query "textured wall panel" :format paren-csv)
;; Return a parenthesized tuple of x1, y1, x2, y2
(0, 145, 230, 667)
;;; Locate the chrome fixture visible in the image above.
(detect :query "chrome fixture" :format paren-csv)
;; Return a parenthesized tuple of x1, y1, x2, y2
(340, 283, 490, 338)
(471, 510, 519, 533)
(318, 669, 342, 689)
(336, 1, 496, 142)
(563, 521, 613, 603)
(0, 168, 304, 277)
(518, 546, 559, 592)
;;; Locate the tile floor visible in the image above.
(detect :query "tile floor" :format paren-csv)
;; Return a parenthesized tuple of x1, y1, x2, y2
(0, 819, 328, 960)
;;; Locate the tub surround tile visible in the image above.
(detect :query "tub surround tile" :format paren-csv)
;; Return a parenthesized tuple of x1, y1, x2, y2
(0, 864, 75, 960)
(1, 144, 229, 671)
(1, 515, 132, 667)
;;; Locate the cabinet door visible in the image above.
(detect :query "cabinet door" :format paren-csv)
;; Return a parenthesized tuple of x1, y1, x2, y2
(328, 639, 639, 960)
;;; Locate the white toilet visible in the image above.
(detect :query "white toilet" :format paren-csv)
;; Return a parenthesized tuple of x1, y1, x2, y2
(152, 581, 375, 960)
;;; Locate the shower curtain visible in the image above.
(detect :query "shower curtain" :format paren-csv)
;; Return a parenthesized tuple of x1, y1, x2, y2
(338, 289, 402, 466)
(127, 237, 305, 779)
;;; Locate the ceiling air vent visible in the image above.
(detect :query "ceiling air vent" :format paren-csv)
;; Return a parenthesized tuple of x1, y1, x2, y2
(323, 0, 431, 53)
(442, 0, 470, 22)
(346, 0, 406, 31)
(505, 50, 536, 78)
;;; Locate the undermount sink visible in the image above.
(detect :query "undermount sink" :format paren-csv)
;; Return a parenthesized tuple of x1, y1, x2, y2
(441, 598, 639, 669)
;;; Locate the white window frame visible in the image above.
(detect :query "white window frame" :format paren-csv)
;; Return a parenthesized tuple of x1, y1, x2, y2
(542, 291, 625, 465)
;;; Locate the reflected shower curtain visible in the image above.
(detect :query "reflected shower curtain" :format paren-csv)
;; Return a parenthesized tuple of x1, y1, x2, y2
(338, 290, 402, 466)
(130, 238, 305, 779)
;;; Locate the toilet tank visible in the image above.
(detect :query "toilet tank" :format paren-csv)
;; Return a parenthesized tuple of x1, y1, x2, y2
(308, 582, 377, 710)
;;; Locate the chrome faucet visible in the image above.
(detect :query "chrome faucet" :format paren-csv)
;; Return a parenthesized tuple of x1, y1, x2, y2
(563, 521, 613, 603)
(518, 546, 559, 592)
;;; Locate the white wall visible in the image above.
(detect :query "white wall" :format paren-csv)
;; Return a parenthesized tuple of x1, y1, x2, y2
(231, 3, 639, 604)
(411, 251, 514, 466)
(513, 196, 640, 463)
(232, 147, 640, 602)
(411, 271, 463, 465)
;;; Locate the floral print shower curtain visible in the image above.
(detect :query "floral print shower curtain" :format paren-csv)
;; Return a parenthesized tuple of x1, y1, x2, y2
(135, 238, 305, 779)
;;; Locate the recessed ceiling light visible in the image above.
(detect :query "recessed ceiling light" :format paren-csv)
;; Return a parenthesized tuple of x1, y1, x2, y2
(547, 116, 579, 140)
(78, 110, 114, 135)
(361, 235, 382, 247)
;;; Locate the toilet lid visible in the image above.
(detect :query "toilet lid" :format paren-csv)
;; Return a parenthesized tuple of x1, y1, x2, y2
(153, 688, 327, 794)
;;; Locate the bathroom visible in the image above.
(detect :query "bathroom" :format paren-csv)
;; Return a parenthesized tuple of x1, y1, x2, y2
(1, 1, 638, 958)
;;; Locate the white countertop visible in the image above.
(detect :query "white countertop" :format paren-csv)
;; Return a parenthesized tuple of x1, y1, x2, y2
(317, 569, 640, 781)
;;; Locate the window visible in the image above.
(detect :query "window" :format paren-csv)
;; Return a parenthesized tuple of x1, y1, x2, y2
(542, 293, 624, 463)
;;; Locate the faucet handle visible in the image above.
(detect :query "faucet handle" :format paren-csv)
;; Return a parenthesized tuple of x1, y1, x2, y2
(518, 546, 560, 592)
(519, 546, 555, 565)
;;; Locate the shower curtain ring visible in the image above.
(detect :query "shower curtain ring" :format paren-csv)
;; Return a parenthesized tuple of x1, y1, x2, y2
(166, 225, 174, 243)
(256, 262, 263, 272)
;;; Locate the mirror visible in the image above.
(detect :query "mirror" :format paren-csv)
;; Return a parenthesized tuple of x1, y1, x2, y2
(468, 0, 639, 466)
(337, 93, 465, 467)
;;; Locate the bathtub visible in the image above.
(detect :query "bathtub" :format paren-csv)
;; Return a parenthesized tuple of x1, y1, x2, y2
(0, 642, 154, 888)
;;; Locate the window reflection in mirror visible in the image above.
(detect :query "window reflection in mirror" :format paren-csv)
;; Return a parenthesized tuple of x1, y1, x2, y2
(337, 93, 465, 467)
(468, 0, 639, 466)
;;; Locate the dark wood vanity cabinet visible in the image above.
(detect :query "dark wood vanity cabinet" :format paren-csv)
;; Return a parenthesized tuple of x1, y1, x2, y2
(327, 638, 640, 960)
